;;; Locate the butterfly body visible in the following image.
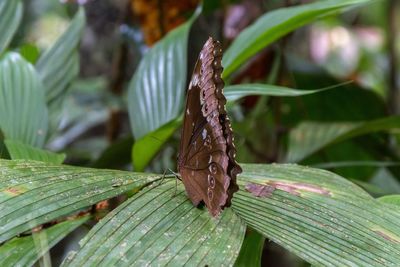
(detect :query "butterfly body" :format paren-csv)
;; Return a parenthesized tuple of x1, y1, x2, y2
(178, 37, 242, 217)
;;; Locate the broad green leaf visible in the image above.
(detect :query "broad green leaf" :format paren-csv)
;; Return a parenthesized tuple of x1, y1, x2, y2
(378, 195, 400, 208)
(0, 159, 160, 243)
(62, 181, 245, 266)
(287, 116, 400, 162)
(311, 161, 400, 169)
(224, 83, 339, 101)
(35, 7, 85, 103)
(234, 230, 265, 267)
(132, 117, 181, 171)
(222, 0, 373, 78)
(0, 216, 89, 267)
(0, 53, 48, 147)
(0, 0, 22, 54)
(127, 7, 200, 140)
(4, 139, 65, 164)
(233, 164, 400, 266)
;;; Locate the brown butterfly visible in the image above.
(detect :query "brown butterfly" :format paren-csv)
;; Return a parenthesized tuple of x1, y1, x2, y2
(177, 37, 242, 217)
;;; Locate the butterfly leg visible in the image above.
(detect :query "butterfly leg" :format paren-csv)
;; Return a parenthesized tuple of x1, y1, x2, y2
(158, 169, 181, 196)
(157, 168, 168, 186)
(173, 176, 178, 197)
(168, 168, 181, 181)
(167, 168, 182, 197)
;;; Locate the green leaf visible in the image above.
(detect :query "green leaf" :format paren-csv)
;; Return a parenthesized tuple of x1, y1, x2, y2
(127, 7, 200, 140)
(222, 0, 373, 78)
(224, 83, 339, 102)
(0, 159, 160, 243)
(0, 52, 48, 147)
(282, 79, 386, 124)
(378, 195, 400, 208)
(311, 161, 400, 169)
(4, 139, 65, 164)
(0, 0, 22, 54)
(234, 230, 265, 267)
(0, 216, 89, 267)
(62, 181, 245, 266)
(371, 168, 400, 195)
(287, 116, 400, 162)
(132, 117, 181, 171)
(19, 43, 40, 64)
(35, 7, 85, 103)
(233, 164, 400, 266)
(47, 89, 70, 133)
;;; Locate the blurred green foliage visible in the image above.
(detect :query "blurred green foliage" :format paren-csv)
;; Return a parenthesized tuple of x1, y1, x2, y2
(0, 0, 400, 266)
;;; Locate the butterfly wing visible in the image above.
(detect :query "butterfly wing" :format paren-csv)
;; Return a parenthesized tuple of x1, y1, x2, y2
(178, 37, 241, 217)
